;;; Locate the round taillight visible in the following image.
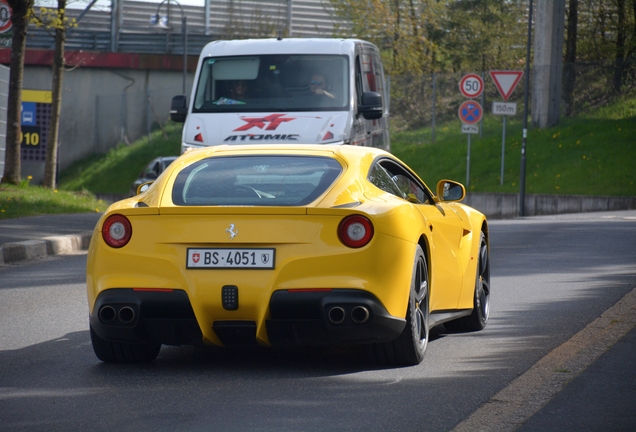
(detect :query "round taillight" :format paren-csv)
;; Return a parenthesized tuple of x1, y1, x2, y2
(102, 214, 132, 248)
(338, 215, 374, 248)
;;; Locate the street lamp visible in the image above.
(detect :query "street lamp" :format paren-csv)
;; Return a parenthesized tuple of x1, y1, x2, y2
(150, 0, 188, 94)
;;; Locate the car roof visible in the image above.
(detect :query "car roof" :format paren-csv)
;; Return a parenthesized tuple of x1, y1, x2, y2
(184, 143, 391, 160)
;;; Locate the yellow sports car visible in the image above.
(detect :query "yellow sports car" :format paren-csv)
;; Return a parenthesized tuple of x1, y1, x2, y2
(87, 144, 490, 365)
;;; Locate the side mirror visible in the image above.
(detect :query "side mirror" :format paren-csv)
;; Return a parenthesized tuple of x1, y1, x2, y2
(359, 91, 383, 120)
(170, 95, 188, 123)
(436, 179, 465, 202)
(136, 182, 153, 195)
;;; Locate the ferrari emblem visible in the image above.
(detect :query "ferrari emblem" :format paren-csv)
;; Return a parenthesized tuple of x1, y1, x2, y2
(225, 224, 238, 239)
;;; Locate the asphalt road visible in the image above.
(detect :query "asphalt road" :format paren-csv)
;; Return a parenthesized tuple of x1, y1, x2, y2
(1, 212, 635, 431)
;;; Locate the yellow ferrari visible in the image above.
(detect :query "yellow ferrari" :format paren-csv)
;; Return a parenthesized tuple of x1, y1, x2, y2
(87, 144, 490, 365)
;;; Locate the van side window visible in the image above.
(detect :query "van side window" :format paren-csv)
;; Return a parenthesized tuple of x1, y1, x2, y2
(355, 57, 364, 107)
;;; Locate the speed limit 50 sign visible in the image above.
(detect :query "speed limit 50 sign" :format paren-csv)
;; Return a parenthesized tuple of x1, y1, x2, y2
(459, 73, 484, 99)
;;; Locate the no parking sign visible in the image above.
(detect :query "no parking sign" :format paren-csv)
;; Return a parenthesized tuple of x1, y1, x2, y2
(458, 100, 483, 125)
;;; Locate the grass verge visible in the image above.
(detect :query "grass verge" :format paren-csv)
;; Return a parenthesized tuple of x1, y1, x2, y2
(392, 96, 636, 196)
(1, 97, 634, 220)
(0, 181, 107, 220)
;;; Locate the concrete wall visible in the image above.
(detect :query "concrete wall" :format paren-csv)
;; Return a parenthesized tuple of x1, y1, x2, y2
(20, 65, 192, 184)
(532, 0, 565, 129)
(465, 193, 636, 219)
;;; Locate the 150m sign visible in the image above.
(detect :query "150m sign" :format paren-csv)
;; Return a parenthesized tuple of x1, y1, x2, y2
(20, 126, 41, 148)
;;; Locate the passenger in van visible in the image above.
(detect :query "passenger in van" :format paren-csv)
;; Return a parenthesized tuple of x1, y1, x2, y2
(308, 74, 335, 99)
(230, 80, 250, 101)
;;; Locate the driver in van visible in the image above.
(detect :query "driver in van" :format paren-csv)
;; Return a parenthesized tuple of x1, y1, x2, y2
(308, 74, 335, 99)
(230, 80, 250, 101)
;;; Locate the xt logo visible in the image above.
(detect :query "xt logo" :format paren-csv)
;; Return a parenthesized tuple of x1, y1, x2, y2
(233, 114, 296, 132)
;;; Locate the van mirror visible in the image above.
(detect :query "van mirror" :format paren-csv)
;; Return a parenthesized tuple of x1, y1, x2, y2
(170, 95, 188, 123)
(359, 91, 383, 120)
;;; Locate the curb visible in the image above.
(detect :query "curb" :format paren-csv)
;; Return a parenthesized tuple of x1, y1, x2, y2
(0, 232, 93, 265)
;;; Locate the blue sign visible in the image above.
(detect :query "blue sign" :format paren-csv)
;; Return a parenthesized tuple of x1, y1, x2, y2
(21, 102, 36, 126)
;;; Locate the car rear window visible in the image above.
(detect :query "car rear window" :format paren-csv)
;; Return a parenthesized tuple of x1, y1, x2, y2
(172, 155, 342, 206)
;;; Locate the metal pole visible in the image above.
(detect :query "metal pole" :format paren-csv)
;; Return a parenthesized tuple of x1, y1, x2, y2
(466, 133, 471, 188)
(519, 0, 533, 217)
(287, 0, 293, 37)
(204, 0, 210, 36)
(480, 71, 485, 139)
(182, 15, 187, 94)
(431, 72, 436, 143)
(501, 116, 506, 186)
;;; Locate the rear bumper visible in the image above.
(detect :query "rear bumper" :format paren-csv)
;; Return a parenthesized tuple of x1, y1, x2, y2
(89, 289, 204, 346)
(266, 289, 405, 345)
(90, 288, 405, 347)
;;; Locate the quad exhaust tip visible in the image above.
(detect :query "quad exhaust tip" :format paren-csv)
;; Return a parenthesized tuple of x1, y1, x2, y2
(118, 306, 136, 324)
(328, 307, 346, 324)
(98, 305, 136, 324)
(327, 305, 370, 324)
(99, 305, 116, 323)
(351, 306, 370, 323)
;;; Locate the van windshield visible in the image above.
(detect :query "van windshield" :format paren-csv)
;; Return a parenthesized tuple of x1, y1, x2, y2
(192, 55, 349, 113)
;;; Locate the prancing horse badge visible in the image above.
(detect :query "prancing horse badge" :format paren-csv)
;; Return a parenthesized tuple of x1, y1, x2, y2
(225, 224, 238, 239)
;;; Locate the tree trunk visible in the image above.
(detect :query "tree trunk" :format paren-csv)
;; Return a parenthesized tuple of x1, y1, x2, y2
(1, 0, 33, 185)
(563, 0, 578, 117)
(43, 0, 66, 189)
(613, 0, 626, 93)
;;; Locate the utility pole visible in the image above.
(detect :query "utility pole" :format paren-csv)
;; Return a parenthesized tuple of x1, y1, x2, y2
(519, 0, 533, 217)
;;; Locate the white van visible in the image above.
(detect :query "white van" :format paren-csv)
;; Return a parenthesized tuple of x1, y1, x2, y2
(170, 38, 390, 152)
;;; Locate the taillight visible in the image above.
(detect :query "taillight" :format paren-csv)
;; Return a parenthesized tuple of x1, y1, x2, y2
(338, 215, 374, 248)
(102, 214, 132, 248)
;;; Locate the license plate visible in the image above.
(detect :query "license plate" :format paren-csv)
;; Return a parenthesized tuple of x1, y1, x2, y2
(187, 248, 275, 269)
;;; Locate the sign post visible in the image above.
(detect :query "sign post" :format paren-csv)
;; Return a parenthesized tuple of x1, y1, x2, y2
(489, 70, 523, 185)
(458, 100, 483, 188)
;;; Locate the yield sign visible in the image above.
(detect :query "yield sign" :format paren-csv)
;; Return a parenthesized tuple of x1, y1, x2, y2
(489, 70, 523, 101)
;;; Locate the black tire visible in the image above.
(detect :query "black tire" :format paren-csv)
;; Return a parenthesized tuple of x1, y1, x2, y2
(445, 231, 490, 332)
(373, 245, 429, 366)
(90, 325, 161, 364)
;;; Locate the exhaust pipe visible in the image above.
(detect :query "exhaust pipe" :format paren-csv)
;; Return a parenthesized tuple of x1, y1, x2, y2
(99, 305, 117, 323)
(328, 307, 345, 324)
(118, 306, 136, 324)
(351, 306, 370, 323)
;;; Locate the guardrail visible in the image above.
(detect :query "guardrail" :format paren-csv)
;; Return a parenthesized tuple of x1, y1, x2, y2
(465, 193, 636, 219)
(26, 28, 213, 56)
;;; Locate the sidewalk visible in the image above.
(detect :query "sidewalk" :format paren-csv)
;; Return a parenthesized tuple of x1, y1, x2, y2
(0, 212, 102, 265)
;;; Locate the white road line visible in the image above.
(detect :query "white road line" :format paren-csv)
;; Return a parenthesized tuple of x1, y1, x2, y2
(452, 285, 636, 432)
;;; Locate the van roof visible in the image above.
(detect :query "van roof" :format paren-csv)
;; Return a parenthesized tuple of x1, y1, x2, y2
(199, 38, 377, 58)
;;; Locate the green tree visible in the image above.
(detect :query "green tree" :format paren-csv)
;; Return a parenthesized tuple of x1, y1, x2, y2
(32, 1, 77, 189)
(575, 0, 636, 66)
(1, 0, 34, 185)
(439, 0, 528, 73)
(330, 0, 445, 75)
(563, 0, 578, 117)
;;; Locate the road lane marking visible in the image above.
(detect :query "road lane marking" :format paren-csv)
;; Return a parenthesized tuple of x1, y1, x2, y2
(452, 285, 636, 432)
